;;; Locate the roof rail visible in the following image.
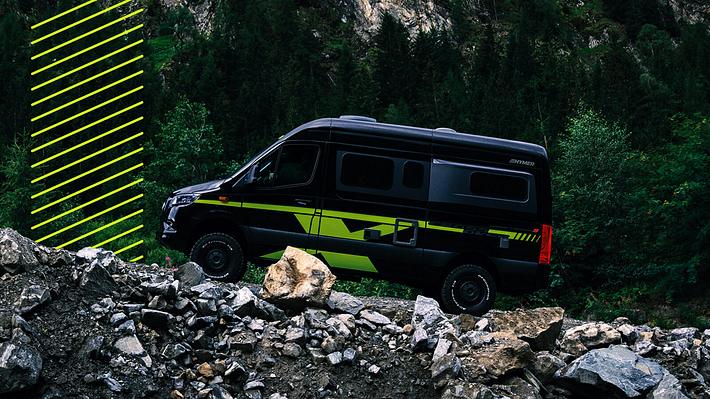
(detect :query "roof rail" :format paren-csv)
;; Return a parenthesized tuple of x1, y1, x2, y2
(434, 127, 457, 133)
(339, 115, 377, 123)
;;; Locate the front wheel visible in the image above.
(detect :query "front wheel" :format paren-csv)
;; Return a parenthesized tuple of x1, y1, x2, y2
(440, 264, 496, 315)
(189, 233, 246, 281)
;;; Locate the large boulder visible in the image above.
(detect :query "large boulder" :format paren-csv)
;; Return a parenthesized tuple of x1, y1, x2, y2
(560, 322, 622, 357)
(556, 346, 668, 398)
(0, 229, 39, 274)
(460, 332, 535, 382)
(487, 307, 564, 351)
(0, 342, 43, 394)
(261, 247, 336, 308)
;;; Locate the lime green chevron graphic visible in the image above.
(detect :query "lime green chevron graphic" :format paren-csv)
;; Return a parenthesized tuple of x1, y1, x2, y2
(29, 0, 144, 262)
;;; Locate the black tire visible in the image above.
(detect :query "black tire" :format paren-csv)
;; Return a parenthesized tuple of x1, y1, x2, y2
(440, 264, 496, 315)
(189, 233, 246, 281)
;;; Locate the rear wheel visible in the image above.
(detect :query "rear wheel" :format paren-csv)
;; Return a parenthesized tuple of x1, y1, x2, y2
(189, 233, 246, 281)
(440, 264, 496, 315)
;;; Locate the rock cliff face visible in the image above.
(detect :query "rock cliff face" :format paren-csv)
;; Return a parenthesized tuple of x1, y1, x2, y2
(0, 228, 709, 398)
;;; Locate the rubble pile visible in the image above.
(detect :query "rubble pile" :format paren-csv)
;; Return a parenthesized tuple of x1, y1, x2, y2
(0, 228, 709, 398)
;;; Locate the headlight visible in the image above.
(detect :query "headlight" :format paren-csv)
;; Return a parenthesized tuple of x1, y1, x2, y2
(170, 193, 200, 207)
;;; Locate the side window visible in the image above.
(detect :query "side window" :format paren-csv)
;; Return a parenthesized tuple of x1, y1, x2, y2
(254, 144, 319, 188)
(402, 161, 424, 189)
(341, 154, 394, 190)
(275, 145, 319, 186)
(429, 159, 537, 213)
(469, 172, 528, 201)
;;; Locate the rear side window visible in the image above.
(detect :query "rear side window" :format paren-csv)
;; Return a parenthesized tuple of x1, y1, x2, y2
(429, 159, 537, 214)
(469, 172, 528, 201)
(341, 154, 394, 190)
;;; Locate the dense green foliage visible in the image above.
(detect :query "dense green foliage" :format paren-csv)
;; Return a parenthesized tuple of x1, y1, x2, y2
(1, 0, 709, 325)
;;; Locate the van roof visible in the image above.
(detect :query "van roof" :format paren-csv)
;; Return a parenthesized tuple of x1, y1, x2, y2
(286, 117, 548, 159)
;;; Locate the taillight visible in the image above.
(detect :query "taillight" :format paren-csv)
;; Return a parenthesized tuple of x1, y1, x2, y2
(539, 224, 552, 264)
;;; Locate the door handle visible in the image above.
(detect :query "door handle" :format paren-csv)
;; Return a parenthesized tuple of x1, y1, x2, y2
(295, 198, 312, 206)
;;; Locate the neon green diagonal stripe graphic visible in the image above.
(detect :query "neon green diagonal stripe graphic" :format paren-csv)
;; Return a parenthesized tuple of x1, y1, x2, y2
(30, 0, 144, 262)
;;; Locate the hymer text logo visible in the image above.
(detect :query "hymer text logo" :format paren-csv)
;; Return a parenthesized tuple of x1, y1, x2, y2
(509, 158, 535, 167)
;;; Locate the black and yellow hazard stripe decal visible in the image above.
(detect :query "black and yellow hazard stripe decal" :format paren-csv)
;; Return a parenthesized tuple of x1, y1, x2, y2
(30, 1, 144, 262)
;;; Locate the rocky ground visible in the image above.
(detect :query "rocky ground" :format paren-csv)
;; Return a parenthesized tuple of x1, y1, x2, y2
(0, 229, 709, 399)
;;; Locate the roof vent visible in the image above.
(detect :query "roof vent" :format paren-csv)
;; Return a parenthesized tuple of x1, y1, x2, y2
(339, 115, 377, 123)
(435, 127, 457, 133)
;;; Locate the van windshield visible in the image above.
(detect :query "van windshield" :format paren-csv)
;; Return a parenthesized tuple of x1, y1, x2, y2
(227, 140, 282, 182)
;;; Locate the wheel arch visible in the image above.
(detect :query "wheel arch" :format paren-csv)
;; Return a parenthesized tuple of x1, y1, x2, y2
(438, 251, 499, 287)
(189, 217, 248, 254)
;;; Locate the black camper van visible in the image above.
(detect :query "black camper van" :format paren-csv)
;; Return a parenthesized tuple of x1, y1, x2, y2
(157, 116, 552, 315)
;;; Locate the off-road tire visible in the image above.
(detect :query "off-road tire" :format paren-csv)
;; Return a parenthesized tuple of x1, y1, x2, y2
(189, 233, 246, 281)
(440, 264, 496, 315)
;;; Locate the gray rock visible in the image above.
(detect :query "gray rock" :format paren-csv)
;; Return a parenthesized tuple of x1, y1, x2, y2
(327, 351, 343, 365)
(114, 335, 145, 356)
(441, 382, 496, 399)
(410, 327, 429, 351)
(232, 330, 258, 352)
(432, 337, 453, 363)
(232, 287, 259, 316)
(116, 320, 136, 335)
(321, 336, 342, 354)
(383, 323, 404, 335)
(15, 285, 50, 315)
(0, 342, 42, 394)
(431, 353, 461, 380)
(161, 343, 190, 359)
(618, 324, 640, 344)
(190, 282, 222, 299)
(342, 347, 357, 364)
(360, 310, 391, 325)
(646, 373, 689, 399)
(78, 335, 104, 359)
(556, 346, 667, 398)
(109, 313, 127, 326)
(282, 343, 303, 358)
(175, 262, 204, 288)
(560, 322, 622, 357)
(303, 307, 329, 328)
(530, 351, 566, 384)
(325, 317, 351, 338)
(285, 327, 305, 344)
(475, 318, 490, 332)
(255, 299, 287, 321)
(367, 364, 381, 375)
(196, 298, 217, 315)
(141, 309, 174, 330)
(670, 327, 698, 341)
(487, 307, 564, 351)
(325, 291, 364, 315)
(79, 263, 118, 296)
(0, 229, 39, 273)
(412, 295, 447, 331)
